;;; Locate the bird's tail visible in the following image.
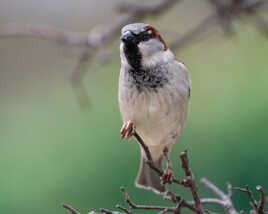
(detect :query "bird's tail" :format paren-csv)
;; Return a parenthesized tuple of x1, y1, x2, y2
(135, 156, 165, 193)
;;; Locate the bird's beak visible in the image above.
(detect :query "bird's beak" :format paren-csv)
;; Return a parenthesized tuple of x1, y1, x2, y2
(120, 31, 135, 42)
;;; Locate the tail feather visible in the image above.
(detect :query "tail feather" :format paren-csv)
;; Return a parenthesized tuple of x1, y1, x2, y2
(135, 157, 165, 193)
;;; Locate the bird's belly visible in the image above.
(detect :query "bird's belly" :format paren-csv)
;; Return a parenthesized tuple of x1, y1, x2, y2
(120, 88, 187, 146)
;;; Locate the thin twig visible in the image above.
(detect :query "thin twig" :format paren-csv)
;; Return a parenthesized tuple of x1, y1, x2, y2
(250, 14, 268, 36)
(201, 178, 238, 214)
(170, 13, 218, 51)
(62, 203, 81, 214)
(133, 131, 163, 175)
(0, 0, 181, 108)
(100, 208, 123, 214)
(227, 182, 233, 198)
(165, 191, 197, 212)
(233, 186, 258, 210)
(180, 150, 203, 214)
(158, 208, 170, 214)
(115, 204, 132, 214)
(133, 131, 186, 186)
(256, 185, 266, 214)
(1, 0, 267, 109)
(120, 186, 176, 212)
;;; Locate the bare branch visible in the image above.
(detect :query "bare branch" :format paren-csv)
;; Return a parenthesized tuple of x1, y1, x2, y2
(133, 131, 187, 186)
(233, 186, 258, 210)
(165, 191, 197, 212)
(61, 151, 268, 214)
(61, 129, 268, 214)
(115, 205, 132, 214)
(62, 203, 81, 214)
(133, 131, 163, 176)
(180, 150, 204, 214)
(201, 178, 238, 214)
(0, 0, 181, 46)
(100, 208, 123, 214)
(227, 182, 233, 198)
(250, 14, 268, 37)
(1, 0, 267, 109)
(0, 0, 182, 108)
(202, 178, 228, 201)
(170, 13, 218, 51)
(0, 23, 94, 46)
(120, 186, 176, 212)
(157, 208, 170, 214)
(256, 185, 266, 214)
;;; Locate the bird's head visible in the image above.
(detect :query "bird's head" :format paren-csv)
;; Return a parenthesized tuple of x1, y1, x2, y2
(120, 23, 170, 70)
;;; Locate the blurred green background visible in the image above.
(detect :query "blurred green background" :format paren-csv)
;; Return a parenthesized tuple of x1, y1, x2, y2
(0, 0, 268, 213)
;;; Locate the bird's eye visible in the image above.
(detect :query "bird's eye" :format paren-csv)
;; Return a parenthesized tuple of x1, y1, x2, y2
(142, 30, 152, 35)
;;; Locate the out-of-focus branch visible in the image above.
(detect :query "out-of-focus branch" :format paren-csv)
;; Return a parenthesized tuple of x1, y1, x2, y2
(170, 13, 218, 50)
(251, 14, 268, 36)
(0, 0, 181, 108)
(67, 0, 181, 108)
(201, 178, 238, 214)
(0, 23, 95, 46)
(0, 0, 267, 108)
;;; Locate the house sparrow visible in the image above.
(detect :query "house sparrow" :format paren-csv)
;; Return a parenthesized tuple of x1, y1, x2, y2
(119, 23, 191, 193)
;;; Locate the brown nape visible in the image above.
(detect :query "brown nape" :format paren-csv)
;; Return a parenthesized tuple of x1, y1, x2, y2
(146, 26, 168, 51)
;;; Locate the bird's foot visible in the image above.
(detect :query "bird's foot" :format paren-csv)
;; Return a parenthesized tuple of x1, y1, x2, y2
(161, 147, 173, 184)
(121, 120, 135, 139)
(161, 167, 173, 185)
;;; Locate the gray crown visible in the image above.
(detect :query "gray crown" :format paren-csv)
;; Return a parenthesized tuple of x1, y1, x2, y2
(121, 23, 149, 35)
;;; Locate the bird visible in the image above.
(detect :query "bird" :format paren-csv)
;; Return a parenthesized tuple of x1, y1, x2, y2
(118, 23, 191, 193)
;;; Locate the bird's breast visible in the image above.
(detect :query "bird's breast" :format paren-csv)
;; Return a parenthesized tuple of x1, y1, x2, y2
(119, 61, 190, 146)
(119, 83, 188, 146)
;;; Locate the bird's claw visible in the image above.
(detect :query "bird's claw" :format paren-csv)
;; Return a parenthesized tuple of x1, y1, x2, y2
(161, 167, 173, 185)
(161, 147, 173, 184)
(121, 121, 135, 139)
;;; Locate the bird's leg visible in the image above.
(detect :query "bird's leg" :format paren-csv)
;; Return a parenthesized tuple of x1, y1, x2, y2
(121, 120, 135, 139)
(161, 147, 173, 184)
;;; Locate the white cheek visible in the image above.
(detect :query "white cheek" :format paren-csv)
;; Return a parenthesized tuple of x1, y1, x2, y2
(141, 49, 175, 68)
(138, 39, 172, 67)
(138, 42, 151, 57)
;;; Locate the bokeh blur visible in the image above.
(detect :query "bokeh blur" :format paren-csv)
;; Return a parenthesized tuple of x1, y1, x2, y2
(0, 0, 268, 213)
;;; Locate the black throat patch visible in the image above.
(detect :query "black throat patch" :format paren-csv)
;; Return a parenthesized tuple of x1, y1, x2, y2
(123, 43, 168, 92)
(123, 42, 142, 70)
